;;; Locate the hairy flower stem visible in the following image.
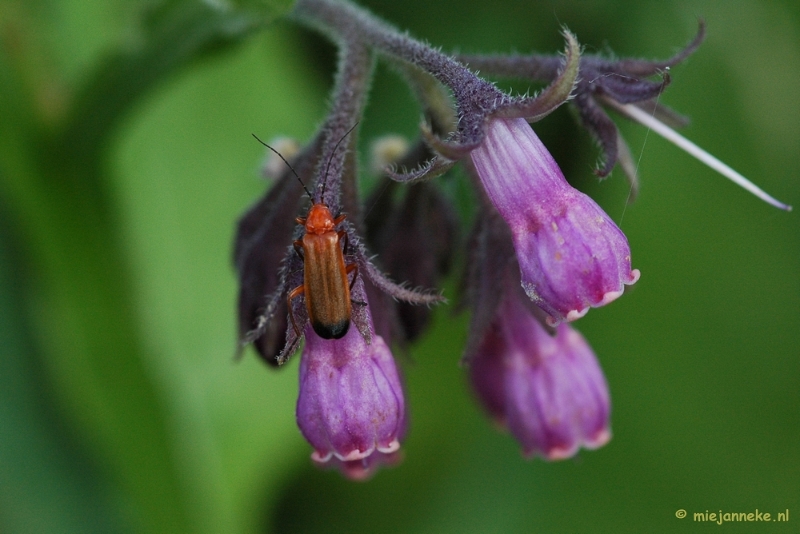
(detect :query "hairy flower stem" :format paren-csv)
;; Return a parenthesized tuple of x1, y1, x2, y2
(458, 54, 561, 82)
(292, 0, 505, 127)
(295, 8, 374, 215)
(294, 0, 485, 87)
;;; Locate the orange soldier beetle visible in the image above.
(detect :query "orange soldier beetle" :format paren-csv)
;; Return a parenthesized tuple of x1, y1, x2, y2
(253, 128, 359, 340)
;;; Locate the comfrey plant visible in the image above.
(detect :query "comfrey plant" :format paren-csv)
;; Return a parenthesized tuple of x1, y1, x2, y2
(234, 0, 790, 480)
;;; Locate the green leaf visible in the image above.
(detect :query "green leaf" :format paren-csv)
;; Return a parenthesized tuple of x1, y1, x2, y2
(54, 0, 294, 165)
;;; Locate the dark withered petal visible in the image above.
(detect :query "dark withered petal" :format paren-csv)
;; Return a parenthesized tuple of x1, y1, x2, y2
(348, 272, 373, 345)
(235, 136, 321, 365)
(460, 204, 517, 364)
(352, 227, 446, 307)
(363, 177, 400, 249)
(373, 182, 459, 342)
(233, 170, 300, 273)
(594, 73, 669, 105)
(250, 303, 288, 367)
(275, 248, 308, 364)
(454, 204, 482, 314)
(363, 275, 402, 347)
(573, 91, 619, 178)
(615, 130, 640, 202)
(234, 171, 304, 365)
(424, 183, 460, 277)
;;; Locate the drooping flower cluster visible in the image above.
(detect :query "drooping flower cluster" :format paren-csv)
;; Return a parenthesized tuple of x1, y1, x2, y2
(233, 0, 789, 479)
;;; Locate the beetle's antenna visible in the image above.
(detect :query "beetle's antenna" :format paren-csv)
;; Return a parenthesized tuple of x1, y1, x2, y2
(322, 122, 359, 201)
(252, 134, 313, 199)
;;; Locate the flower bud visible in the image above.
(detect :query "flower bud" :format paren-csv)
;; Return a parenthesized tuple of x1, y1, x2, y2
(260, 137, 301, 180)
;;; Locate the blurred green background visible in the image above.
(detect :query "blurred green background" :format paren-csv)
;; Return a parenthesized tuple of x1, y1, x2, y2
(1, 0, 798, 532)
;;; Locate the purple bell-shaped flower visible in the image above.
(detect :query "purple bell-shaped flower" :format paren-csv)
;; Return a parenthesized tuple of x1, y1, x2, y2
(470, 117, 639, 325)
(470, 285, 611, 460)
(296, 299, 406, 480)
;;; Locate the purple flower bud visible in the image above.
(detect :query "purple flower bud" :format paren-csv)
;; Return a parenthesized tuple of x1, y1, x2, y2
(470, 288, 611, 460)
(296, 310, 406, 480)
(469, 117, 639, 325)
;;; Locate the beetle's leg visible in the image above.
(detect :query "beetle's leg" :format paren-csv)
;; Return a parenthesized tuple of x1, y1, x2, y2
(333, 213, 347, 225)
(345, 262, 358, 291)
(345, 262, 365, 305)
(293, 240, 304, 260)
(295, 217, 306, 225)
(337, 231, 348, 255)
(287, 285, 305, 337)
